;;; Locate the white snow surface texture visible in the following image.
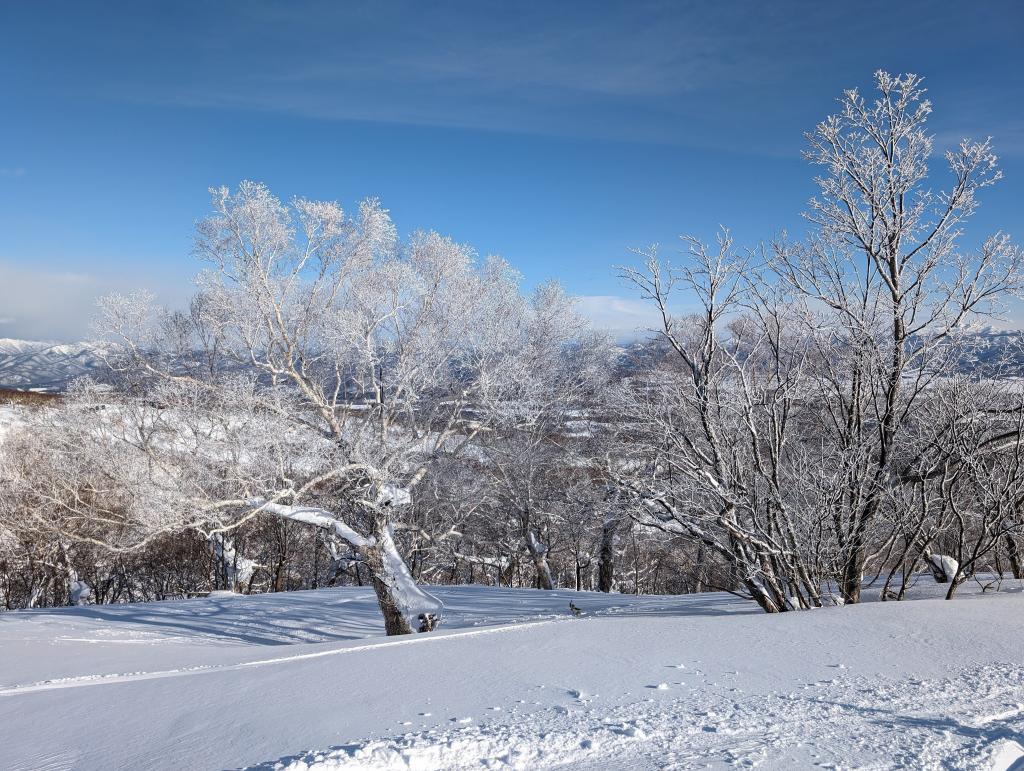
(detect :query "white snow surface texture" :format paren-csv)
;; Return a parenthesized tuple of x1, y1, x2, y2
(0, 582, 1023, 770)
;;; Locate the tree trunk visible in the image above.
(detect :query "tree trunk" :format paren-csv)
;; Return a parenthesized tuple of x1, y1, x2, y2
(524, 529, 554, 590)
(499, 558, 515, 587)
(56, 542, 90, 606)
(598, 515, 619, 593)
(1006, 533, 1023, 579)
(360, 518, 443, 636)
(839, 541, 865, 604)
(211, 534, 246, 592)
(273, 558, 287, 592)
(692, 541, 707, 593)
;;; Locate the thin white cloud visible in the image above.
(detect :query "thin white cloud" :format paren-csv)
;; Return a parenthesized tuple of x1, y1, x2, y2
(97, 4, 857, 150)
(574, 294, 667, 340)
(0, 262, 190, 342)
(932, 123, 1024, 158)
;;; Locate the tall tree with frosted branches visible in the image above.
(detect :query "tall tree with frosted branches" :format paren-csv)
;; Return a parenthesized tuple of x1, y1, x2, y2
(774, 71, 1024, 602)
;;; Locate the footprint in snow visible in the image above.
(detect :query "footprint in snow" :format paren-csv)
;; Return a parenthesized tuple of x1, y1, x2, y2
(611, 723, 648, 739)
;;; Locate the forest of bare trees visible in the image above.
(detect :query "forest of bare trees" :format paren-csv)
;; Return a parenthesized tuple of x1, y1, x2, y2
(2, 72, 1024, 633)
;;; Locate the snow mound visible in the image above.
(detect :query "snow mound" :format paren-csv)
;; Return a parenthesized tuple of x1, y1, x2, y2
(928, 554, 960, 583)
(990, 740, 1024, 771)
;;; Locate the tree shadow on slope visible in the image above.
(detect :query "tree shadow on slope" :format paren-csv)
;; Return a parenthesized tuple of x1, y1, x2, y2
(6, 586, 757, 646)
(9, 588, 384, 645)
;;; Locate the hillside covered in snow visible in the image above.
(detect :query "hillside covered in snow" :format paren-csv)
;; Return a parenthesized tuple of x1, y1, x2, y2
(4, 327, 1024, 394)
(0, 338, 108, 391)
(0, 582, 1022, 770)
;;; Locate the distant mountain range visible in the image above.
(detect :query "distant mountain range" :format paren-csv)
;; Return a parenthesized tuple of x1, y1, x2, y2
(3, 328, 1024, 392)
(948, 328, 1024, 374)
(0, 338, 110, 391)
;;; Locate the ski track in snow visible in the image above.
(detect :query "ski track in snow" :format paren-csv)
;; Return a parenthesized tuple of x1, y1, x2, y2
(252, 663, 1024, 771)
(0, 618, 563, 696)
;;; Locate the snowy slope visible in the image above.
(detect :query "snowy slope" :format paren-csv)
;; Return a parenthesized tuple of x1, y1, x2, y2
(1, 582, 1023, 770)
(0, 338, 107, 391)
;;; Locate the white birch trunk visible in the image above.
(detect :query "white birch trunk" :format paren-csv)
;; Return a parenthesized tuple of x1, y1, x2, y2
(254, 500, 443, 634)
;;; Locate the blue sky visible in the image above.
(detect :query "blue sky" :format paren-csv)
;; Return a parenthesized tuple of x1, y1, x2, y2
(1, 1, 1023, 340)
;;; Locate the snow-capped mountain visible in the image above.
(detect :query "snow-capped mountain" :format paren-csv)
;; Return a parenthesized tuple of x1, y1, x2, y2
(0, 338, 109, 391)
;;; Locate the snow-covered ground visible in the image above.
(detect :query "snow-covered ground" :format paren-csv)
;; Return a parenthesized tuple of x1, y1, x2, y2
(1, 582, 1023, 770)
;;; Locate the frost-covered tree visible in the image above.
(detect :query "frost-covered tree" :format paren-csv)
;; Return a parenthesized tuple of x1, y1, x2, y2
(615, 72, 1024, 610)
(771, 71, 1024, 602)
(471, 282, 612, 590)
(886, 377, 1024, 599)
(39, 181, 555, 634)
(616, 232, 828, 612)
